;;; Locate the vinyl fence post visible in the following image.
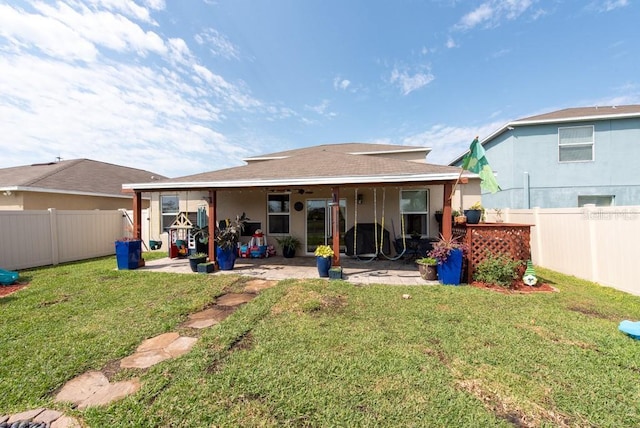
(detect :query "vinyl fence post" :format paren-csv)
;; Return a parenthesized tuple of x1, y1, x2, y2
(49, 208, 59, 265)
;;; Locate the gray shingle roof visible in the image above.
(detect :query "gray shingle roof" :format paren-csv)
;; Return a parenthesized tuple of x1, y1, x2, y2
(0, 159, 166, 195)
(515, 105, 640, 123)
(126, 144, 462, 191)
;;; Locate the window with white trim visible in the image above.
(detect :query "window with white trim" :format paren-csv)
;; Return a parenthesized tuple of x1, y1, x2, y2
(578, 195, 614, 207)
(559, 125, 594, 162)
(268, 193, 290, 234)
(161, 195, 179, 232)
(400, 190, 429, 237)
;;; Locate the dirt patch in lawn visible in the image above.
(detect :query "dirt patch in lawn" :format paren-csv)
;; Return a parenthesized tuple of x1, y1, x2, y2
(469, 280, 557, 294)
(0, 283, 28, 298)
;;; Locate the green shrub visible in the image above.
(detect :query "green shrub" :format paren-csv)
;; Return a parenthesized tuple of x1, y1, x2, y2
(473, 250, 523, 287)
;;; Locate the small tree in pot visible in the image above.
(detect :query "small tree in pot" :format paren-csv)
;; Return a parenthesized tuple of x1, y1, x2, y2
(416, 256, 438, 281)
(276, 235, 301, 258)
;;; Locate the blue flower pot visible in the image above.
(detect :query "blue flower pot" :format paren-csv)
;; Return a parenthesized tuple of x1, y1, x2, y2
(217, 247, 237, 270)
(438, 248, 463, 285)
(464, 209, 482, 224)
(317, 256, 331, 277)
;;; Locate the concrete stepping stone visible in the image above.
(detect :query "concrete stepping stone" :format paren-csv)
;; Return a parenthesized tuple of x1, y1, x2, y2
(215, 293, 255, 307)
(184, 307, 234, 329)
(1, 408, 79, 428)
(55, 371, 141, 409)
(244, 279, 277, 293)
(7, 408, 45, 423)
(120, 333, 198, 369)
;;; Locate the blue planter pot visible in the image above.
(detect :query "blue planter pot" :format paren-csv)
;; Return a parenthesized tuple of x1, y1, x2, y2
(115, 240, 141, 270)
(217, 247, 237, 271)
(464, 209, 482, 224)
(438, 248, 463, 285)
(316, 256, 331, 277)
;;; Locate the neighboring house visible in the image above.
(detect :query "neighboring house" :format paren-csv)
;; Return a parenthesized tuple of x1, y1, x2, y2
(450, 105, 640, 209)
(123, 143, 480, 260)
(0, 159, 166, 210)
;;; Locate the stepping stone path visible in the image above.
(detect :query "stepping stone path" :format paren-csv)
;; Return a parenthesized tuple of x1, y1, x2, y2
(2, 279, 277, 427)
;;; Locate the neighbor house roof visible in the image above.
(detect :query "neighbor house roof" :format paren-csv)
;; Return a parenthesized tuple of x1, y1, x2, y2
(449, 105, 640, 165)
(124, 143, 465, 192)
(0, 159, 166, 198)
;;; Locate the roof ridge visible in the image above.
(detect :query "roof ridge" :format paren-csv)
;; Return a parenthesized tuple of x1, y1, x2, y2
(23, 159, 83, 186)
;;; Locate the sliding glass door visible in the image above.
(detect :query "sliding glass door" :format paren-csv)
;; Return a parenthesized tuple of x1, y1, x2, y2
(305, 199, 346, 254)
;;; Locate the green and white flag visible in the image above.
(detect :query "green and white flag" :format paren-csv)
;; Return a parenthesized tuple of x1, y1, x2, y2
(461, 137, 501, 193)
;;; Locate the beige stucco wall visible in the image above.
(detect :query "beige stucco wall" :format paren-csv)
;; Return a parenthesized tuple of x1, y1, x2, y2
(0, 191, 24, 210)
(0, 191, 149, 211)
(151, 182, 482, 254)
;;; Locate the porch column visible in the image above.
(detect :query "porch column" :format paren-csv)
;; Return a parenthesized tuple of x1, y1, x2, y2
(442, 183, 453, 240)
(331, 187, 340, 267)
(132, 191, 142, 240)
(208, 189, 217, 266)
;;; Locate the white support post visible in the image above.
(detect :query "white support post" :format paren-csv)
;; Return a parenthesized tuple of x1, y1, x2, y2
(49, 208, 59, 266)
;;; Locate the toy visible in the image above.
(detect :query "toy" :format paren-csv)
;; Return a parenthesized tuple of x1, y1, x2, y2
(249, 229, 268, 258)
(0, 268, 19, 285)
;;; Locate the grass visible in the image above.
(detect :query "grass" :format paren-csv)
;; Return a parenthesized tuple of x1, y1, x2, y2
(1, 256, 640, 427)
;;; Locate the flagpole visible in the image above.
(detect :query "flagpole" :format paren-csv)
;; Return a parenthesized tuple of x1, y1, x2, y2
(449, 168, 464, 201)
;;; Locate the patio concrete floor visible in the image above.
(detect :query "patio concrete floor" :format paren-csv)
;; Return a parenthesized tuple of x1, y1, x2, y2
(140, 255, 436, 286)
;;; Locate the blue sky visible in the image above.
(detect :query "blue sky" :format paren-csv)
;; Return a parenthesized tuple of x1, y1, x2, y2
(1, 0, 638, 177)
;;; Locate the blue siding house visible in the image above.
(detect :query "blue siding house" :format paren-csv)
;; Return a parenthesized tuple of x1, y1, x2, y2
(450, 105, 640, 209)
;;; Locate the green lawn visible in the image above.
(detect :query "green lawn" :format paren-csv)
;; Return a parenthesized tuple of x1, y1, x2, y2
(1, 255, 640, 427)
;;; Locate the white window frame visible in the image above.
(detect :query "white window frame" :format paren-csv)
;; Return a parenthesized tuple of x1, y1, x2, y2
(161, 194, 179, 232)
(267, 193, 290, 235)
(400, 189, 430, 238)
(558, 125, 594, 163)
(578, 195, 614, 207)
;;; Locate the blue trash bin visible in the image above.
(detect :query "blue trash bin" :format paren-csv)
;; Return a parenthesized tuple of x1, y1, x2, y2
(115, 240, 142, 270)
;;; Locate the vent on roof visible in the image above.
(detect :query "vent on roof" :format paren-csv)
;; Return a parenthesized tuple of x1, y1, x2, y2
(31, 162, 57, 166)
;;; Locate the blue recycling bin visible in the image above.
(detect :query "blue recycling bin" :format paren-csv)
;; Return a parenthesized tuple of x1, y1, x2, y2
(115, 240, 142, 270)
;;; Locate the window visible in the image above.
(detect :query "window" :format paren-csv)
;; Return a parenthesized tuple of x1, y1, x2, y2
(161, 195, 179, 231)
(559, 125, 594, 162)
(268, 193, 290, 234)
(400, 190, 429, 236)
(578, 195, 614, 207)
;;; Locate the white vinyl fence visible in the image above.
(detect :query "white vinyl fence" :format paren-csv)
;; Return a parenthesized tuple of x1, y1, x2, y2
(0, 209, 150, 271)
(486, 206, 640, 296)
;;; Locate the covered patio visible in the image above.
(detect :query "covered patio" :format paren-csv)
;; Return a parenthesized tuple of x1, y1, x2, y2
(139, 254, 435, 286)
(123, 144, 478, 273)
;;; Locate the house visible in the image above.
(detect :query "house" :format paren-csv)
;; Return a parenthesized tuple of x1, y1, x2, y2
(450, 105, 640, 209)
(0, 159, 166, 210)
(122, 143, 480, 265)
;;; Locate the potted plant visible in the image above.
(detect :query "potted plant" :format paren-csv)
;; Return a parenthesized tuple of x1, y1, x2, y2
(215, 213, 248, 270)
(197, 261, 215, 274)
(415, 256, 438, 281)
(434, 210, 443, 224)
(192, 225, 209, 254)
(428, 235, 469, 285)
(464, 201, 483, 224)
(452, 210, 466, 225)
(328, 266, 343, 280)
(276, 235, 301, 258)
(188, 252, 207, 272)
(314, 245, 334, 277)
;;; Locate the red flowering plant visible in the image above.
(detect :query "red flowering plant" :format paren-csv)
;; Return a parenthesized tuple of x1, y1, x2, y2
(428, 234, 469, 265)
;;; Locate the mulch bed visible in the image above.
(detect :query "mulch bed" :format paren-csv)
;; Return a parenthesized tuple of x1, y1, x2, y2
(0, 283, 28, 298)
(469, 280, 557, 294)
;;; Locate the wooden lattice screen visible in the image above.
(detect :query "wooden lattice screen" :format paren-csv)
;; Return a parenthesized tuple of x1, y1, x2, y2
(453, 224, 532, 282)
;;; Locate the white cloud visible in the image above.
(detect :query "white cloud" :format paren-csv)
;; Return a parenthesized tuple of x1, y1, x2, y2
(445, 36, 457, 49)
(599, 0, 629, 11)
(0, 1, 261, 177)
(390, 66, 435, 95)
(333, 77, 351, 91)
(195, 28, 240, 60)
(0, 3, 99, 62)
(455, 0, 534, 31)
(402, 121, 504, 164)
(305, 100, 336, 118)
